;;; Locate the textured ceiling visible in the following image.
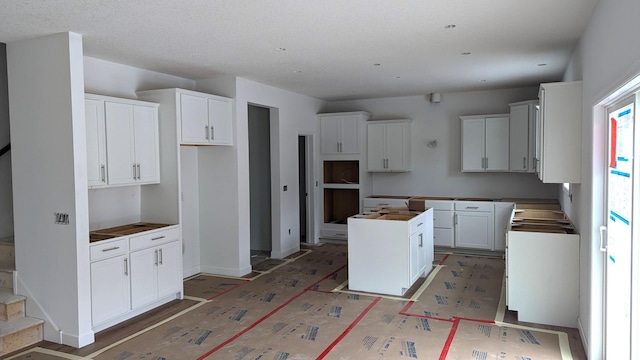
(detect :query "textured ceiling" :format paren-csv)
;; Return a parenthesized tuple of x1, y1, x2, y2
(0, 0, 598, 101)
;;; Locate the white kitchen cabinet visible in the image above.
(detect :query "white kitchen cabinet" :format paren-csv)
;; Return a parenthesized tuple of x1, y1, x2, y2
(85, 97, 108, 188)
(507, 228, 579, 327)
(348, 209, 433, 296)
(105, 100, 160, 186)
(362, 196, 411, 212)
(537, 81, 582, 183)
(179, 92, 233, 145)
(129, 228, 182, 310)
(508, 100, 538, 172)
(461, 114, 509, 172)
(493, 202, 514, 251)
(90, 238, 129, 326)
(454, 202, 495, 250)
(319, 112, 370, 154)
(367, 119, 411, 172)
(425, 199, 454, 247)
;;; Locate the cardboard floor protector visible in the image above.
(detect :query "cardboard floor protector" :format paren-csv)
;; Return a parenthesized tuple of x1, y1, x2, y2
(5, 347, 86, 360)
(444, 319, 572, 360)
(320, 298, 454, 359)
(203, 291, 376, 359)
(183, 274, 249, 300)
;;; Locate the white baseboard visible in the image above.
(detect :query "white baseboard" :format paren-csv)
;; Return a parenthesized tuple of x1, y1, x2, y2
(200, 264, 252, 277)
(577, 317, 589, 359)
(183, 265, 201, 279)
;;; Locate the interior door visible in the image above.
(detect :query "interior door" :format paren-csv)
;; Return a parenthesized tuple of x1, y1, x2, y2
(603, 95, 636, 359)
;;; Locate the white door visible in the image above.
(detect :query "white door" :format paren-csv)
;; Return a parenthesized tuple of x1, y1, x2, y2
(485, 116, 510, 171)
(366, 122, 386, 170)
(130, 246, 158, 309)
(85, 98, 107, 187)
(90, 255, 130, 325)
(320, 117, 341, 154)
(105, 102, 136, 185)
(461, 117, 485, 171)
(133, 105, 159, 183)
(180, 93, 209, 144)
(156, 241, 181, 299)
(339, 116, 360, 154)
(384, 122, 407, 171)
(208, 97, 233, 145)
(603, 95, 637, 359)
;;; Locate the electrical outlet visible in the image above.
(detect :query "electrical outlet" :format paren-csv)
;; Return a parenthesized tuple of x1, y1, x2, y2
(54, 212, 69, 225)
(283, 185, 288, 191)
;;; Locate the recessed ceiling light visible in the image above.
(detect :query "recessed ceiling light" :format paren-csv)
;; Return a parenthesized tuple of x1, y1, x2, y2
(293, 70, 302, 73)
(276, 47, 286, 51)
(537, 63, 547, 66)
(461, 52, 471, 55)
(444, 24, 456, 29)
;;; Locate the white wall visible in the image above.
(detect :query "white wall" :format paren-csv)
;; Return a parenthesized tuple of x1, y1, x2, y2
(0, 43, 12, 239)
(195, 77, 325, 272)
(561, 0, 640, 358)
(7, 32, 93, 347)
(325, 88, 559, 199)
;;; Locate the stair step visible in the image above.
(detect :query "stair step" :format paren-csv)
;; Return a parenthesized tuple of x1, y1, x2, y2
(0, 288, 25, 321)
(0, 316, 44, 356)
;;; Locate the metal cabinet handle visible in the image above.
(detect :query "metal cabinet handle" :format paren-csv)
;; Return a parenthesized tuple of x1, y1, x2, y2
(132, 164, 137, 180)
(101, 165, 106, 182)
(465, 206, 479, 210)
(124, 258, 128, 275)
(523, 157, 527, 169)
(152, 236, 165, 241)
(205, 125, 209, 140)
(101, 246, 120, 252)
(137, 164, 141, 179)
(159, 248, 163, 265)
(154, 249, 159, 265)
(599, 226, 607, 252)
(417, 222, 423, 227)
(211, 126, 215, 140)
(419, 233, 423, 247)
(485, 157, 489, 169)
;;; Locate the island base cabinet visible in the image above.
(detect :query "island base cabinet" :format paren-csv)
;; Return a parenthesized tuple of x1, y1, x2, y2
(90, 255, 130, 326)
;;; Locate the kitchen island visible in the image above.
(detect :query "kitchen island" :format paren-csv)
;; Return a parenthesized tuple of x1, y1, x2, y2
(347, 208, 433, 296)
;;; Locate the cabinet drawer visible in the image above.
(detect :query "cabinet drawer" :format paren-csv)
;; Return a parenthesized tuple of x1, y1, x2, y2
(91, 238, 128, 261)
(362, 198, 409, 210)
(425, 200, 454, 211)
(454, 201, 494, 212)
(409, 216, 426, 235)
(130, 226, 180, 251)
(433, 210, 453, 229)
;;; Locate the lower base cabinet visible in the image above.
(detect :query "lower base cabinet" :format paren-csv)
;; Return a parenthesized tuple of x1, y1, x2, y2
(90, 253, 130, 325)
(89, 225, 183, 330)
(130, 240, 181, 309)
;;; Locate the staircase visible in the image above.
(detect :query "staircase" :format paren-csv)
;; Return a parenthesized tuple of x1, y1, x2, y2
(0, 237, 44, 356)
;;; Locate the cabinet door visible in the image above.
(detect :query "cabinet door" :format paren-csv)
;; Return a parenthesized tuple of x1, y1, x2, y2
(208, 97, 233, 145)
(90, 255, 130, 325)
(180, 93, 209, 144)
(130, 247, 159, 309)
(455, 211, 493, 249)
(509, 104, 530, 172)
(105, 102, 136, 185)
(338, 116, 360, 154)
(461, 117, 485, 171)
(156, 241, 182, 299)
(366, 123, 386, 171)
(409, 231, 421, 284)
(320, 117, 341, 154)
(385, 122, 409, 171)
(133, 105, 160, 184)
(484, 116, 509, 171)
(85, 98, 107, 188)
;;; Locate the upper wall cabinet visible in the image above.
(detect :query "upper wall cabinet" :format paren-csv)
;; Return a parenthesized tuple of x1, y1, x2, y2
(508, 100, 538, 173)
(319, 112, 371, 155)
(537, 81, 582, 183)
(137, 88, 234, 146)
(85, 94, 160, 188)
(461, 114, 509, 172)
(367, 119, 411, 172)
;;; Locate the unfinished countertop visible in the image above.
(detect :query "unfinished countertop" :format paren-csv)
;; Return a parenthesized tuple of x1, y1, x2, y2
(89, 222, 175, 243)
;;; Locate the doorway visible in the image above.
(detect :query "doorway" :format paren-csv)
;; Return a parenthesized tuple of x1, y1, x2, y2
(298, 135, 314, 244)
(602, 90, 639, 359)
(248, 105, 272, 264)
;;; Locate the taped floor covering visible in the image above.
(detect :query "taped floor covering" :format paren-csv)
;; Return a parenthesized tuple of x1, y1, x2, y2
(7, 245, 573, 359)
